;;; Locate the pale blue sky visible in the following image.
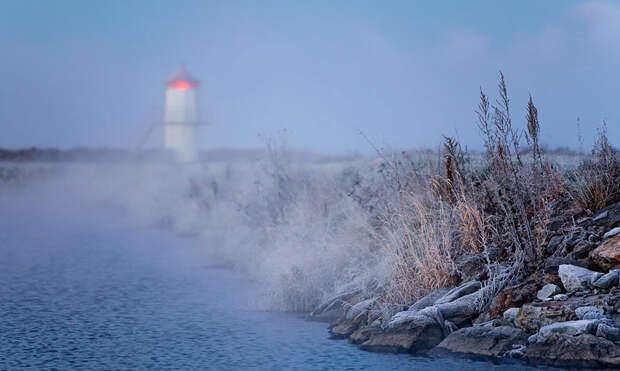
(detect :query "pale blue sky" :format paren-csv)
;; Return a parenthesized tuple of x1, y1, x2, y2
(0, 0, 617, 153)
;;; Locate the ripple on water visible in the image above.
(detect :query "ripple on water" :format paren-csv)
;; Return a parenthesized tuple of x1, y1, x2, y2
(0, 218, 559, 370)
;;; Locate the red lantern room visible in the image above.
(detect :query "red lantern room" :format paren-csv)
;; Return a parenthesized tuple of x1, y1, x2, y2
(165, 65, 200, 90)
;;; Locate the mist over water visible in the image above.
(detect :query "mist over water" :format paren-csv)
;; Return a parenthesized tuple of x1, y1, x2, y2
(0, 161, 558, 370)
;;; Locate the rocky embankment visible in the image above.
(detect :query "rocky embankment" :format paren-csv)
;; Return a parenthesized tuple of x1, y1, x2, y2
(310, 202, 620, 368)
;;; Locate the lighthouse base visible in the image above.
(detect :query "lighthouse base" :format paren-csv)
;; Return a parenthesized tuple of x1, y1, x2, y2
(164, 124, 198, 163)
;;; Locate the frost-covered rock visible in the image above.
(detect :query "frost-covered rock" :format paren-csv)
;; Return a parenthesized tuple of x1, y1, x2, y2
(408, 287, 451, 311)
(504, 344, 527, 359)
(434, 281, 481, 305)
(387, 310, 420, 328)
(345, 298, 376, 320)
(558, 264, 602, 291)
(537, 319, 600, 340)
(525, 334, 620, 368)
(435, 290, 483, 324)
(503, 307, 519, 321)
(309, 289, 362, 322)
(429, 326, 527, 358)
(575, 306, 605, 320)
(603, 227, 620, 239)
(592, 269, 620, 289)
(360, 312, 444, 353)
(596, 323, 620, 341)
(537, 284, 561, 300)
(517, 303, 576, 333)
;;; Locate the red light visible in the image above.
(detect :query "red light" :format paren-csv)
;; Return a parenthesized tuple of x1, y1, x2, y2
(173, 81, 192, 90)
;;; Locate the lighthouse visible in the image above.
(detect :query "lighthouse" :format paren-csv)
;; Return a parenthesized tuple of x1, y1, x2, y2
(164, 65, 200, 162)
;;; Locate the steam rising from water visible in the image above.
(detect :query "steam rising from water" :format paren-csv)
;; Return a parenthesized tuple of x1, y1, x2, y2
(1, 155, 387, 311)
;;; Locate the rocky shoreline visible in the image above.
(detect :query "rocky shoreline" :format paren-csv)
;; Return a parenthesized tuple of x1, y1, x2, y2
(309, 202, 620, 369)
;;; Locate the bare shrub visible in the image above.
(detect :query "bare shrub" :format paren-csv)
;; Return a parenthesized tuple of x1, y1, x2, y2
(378, 73, 564, 307)
(568, 123, 620, 212)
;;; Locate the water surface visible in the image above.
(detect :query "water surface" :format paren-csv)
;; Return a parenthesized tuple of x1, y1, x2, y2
(0, 182, 557, 370)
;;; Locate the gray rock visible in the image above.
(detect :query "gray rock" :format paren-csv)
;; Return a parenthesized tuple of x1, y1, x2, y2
(416, 305, 446, 328)
(525, 334, 620, 368)
(546, 235, 564, 255)
(503, 307, 519, 321)
(537, 283, 561, 300)
(504, 344, 526, 359)
(604, 227, 620, 239)
(443, 320, 458, 334)
(538, 319, 600, 340)
(592, 269, 620, 289)
(309, 289, 362, 322)
(377, 304, 408, 323)
(329, 317, 365, 339)
(593, 210, 609, 222)
(517, 303, 576, 333)
(558, 264, 602, 291)
(575, 306, 605, 320)
(429, 326, 527, 358)
(553, 294, 568, 301)
(345, 298, 376, 320)
(590, 272, 604, 285)
(596, 323, 620, 341)
(590, 202, 620, 229)
(574, 290, 591, 297)
(388, 310, 421, 328)
(435, 290, 482, 324)
(360, 313, 444, 353)
(348, 325, 382, 344)
(434, 281, 481, 305)
(408, 287, 452, 311)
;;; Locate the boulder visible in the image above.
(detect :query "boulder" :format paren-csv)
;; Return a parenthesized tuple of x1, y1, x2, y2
(329, 317, 365, 339)
(308, 289, 362, 322)
(348, 325, 382, 345)
(590, 236, 620, 271)
(593, 269, 620, 289)
(429, 326, 527, 359)
(589, 202, 620, 229)
(525, 334, 620, 368)
(329, 298, 377, 339)
(488, 279, 538, 318)
(593, 210, 609, 222)
(435, 290, 482, 325)
(596, 323, 620, 341)
(408, 287, 451, 311)
(558, 264, 602, 291)
(537, 319, 600, 340)
(568, 240, 598, 260)
(575, 306, 605, 320)
(503, 307, 519, 321)
(358, 312, 444, 353)
(545, 235, 564, 256)
(434, 281, 481, 305)
(345, 298, 376, 320)
(536, 284, 561, 300)
(544, 256, 587, 273)
(603, 226, 620, 239)
(516, 303, 576, 333)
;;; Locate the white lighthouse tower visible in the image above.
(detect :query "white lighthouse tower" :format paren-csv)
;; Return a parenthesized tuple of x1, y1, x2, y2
(164, 65, 200, 162)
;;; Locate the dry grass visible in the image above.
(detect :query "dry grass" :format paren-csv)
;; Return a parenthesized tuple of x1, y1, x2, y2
(568, 123, 620, 212)
(382, 196, 458, 304)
